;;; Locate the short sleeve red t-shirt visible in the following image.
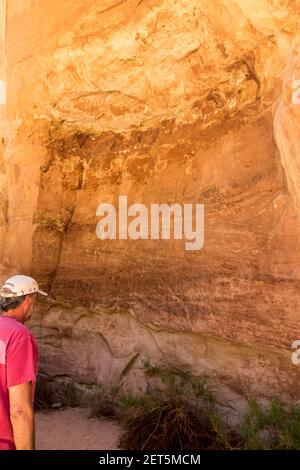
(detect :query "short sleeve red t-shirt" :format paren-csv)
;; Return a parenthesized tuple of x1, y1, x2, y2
(0, 316, 39, 450)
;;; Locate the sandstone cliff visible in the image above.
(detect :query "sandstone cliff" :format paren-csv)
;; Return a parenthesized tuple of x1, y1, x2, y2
(0, 0, 299, 413)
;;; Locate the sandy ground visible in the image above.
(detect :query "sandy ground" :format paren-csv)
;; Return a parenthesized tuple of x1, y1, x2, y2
(36, 407, 124, 450)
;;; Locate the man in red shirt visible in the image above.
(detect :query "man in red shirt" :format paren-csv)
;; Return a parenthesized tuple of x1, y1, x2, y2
(0, 275, 47, 450)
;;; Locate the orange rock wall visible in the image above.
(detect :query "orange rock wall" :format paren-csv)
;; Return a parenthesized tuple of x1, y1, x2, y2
(0, 0, 300, 408)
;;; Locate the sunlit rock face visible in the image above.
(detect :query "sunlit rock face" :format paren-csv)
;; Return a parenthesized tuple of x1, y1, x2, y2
(0, 1, 300, 410)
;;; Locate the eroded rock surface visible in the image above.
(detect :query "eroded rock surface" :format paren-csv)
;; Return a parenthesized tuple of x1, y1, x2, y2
(0, 1, 299, 410)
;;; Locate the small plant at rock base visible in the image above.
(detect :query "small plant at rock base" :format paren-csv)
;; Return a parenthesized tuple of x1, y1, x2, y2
(89, 386, 118, 419)
(143, 361, 191, 398)
(192, 376, 216, 406)
(240, 397, 300, 450)
(120, 393, 155, 411)
(143, 361, 161, 377)
(64, 381, 78, 407)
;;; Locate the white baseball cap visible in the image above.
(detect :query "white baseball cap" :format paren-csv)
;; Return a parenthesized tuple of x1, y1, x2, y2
(0, 275, 48, 298)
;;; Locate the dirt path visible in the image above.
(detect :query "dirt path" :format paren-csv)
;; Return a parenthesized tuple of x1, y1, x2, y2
(36, 407, 124, 450)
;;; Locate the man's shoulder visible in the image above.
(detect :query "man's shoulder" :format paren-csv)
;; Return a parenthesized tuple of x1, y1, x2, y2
(0, 317, 34, 344)
(12, 323, 36, 345)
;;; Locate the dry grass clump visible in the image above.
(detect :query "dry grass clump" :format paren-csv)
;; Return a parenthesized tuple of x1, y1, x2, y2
(119, 395, 243, 450)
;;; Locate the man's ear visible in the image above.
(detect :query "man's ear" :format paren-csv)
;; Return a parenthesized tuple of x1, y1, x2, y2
(23, 295, 31, 307)
(26, 294, 37, 306)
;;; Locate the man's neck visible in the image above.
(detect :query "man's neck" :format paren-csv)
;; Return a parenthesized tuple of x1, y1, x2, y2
(1, 312, 23, 323)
